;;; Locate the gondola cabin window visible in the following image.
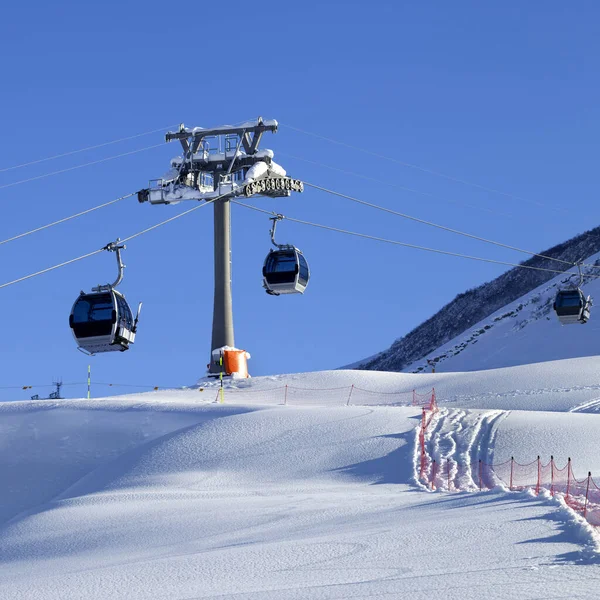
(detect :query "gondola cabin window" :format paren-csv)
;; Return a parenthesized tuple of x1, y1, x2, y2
(71, 294, 114, 338)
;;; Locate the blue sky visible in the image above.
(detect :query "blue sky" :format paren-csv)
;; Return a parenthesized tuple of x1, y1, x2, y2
(0, 2, 598, 399)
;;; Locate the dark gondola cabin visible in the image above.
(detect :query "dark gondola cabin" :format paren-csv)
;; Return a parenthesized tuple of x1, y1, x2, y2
(553, 289, 591, 325)
(262, 248, 309, 295)
(69, 290, 137, 354)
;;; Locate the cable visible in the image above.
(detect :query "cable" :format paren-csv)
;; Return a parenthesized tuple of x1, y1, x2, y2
(280, 123, 562, 212)
(92, 382, 171, 389)
(232, 199, 579, 276)
(0, 143, 165, 191)
(0, 117, 260, 176)
(0, 192, 135, 247)
(278, 151, 514, 220)
(302, 180, 600, 271)
(0, 125, 178, 174)
(0, 118, 265, 191)
(0, 193, 225, 290)
(119, 199, 217, 244)
(0, 249, 105, 289)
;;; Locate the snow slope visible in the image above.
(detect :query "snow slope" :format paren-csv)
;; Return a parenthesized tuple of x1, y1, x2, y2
(2, 363, 600, 599)
(352, 229, 600, 373)
(406, 256, 600, 373)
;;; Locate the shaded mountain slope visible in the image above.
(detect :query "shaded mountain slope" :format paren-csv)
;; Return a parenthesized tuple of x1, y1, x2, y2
(357, 227, 600, 372)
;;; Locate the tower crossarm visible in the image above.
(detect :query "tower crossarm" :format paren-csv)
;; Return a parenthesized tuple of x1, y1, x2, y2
(166, 118, 278, 155)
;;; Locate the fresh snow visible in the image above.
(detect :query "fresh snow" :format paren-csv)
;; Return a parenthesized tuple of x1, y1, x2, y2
(2, 360, 600, 598)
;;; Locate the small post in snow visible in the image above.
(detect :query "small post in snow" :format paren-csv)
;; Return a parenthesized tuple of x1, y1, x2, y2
(346, 385, 354, 406)
(284, 385, 288, 405)
(550, 455, 555, 497)
(584, 472, 592, 518)
(535, 456, 541, 495)
(219, 352, 224, 403)
(566, 457, 572, 500)
(509, 457, 514, 491)
(87, 364, 91, 400)
(419, 408, 427, 480)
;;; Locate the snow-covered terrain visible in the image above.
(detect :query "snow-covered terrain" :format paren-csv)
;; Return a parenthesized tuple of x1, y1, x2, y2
(355, 228, 600, 374)
(407, 257, 600, 374)
(2, 361, 600, 599)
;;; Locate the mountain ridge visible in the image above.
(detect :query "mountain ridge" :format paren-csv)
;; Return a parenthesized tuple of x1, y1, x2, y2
(355, 227, 600, 372)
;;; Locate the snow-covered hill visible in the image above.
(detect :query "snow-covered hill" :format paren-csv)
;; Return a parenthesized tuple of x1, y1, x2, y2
(354, 227, 600, 373)
(2, 362, 600, 599)
(407, 255, 600, 373)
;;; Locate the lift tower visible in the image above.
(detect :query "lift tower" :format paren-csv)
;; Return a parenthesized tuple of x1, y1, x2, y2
(138, 118, 304, 375)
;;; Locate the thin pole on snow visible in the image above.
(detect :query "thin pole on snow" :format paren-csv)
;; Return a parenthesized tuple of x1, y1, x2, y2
(584, 472, 592, 518)
(346, 385, 354, 406)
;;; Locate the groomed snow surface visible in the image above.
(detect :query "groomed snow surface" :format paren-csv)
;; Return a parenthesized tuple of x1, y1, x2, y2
(2, 358, 600, 599)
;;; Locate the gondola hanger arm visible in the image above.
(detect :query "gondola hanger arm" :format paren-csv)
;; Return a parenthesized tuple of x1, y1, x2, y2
(269, 214, 285, 249)
(92, 238, 126, 292)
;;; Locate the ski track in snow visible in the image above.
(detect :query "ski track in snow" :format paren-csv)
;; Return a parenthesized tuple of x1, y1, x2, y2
(569, 396, 600, 413)
(422, 408, 509, 491)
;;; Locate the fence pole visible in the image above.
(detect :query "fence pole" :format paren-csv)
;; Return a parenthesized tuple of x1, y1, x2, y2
(478, 459, 483, 491)
(284, 385, 288, 406)
(550, 455, 555, 497)
(566, 457, 572, 500)
(412, 389, 416, 406)
(431, 387, 436, 411)
(346, 385, 354, 406)
(509, 456, 514, 491)
(584, 472, 592, 518)
(535, 455, 541, 495)
(87, 364, 91, 400)
(419, 408, 427, 479)
(219, 352, 224, 404)
(447, 459, 451, 491)
(431, 460, 437, 490)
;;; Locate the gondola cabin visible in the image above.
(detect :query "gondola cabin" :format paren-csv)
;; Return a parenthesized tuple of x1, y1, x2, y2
(553, 289, 591, 325)
(262, 248, 309, 295)
(69, 290, 137, 354)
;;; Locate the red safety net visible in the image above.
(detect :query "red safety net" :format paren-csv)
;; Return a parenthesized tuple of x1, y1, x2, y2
(420, 449, 600, 528)
(211, 384, 436, 408)
(413, 388, 437, 411)
(417, 391, 439, 480)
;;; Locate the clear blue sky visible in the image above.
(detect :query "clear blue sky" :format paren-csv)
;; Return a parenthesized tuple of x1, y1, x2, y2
(1, 1, 598, 399)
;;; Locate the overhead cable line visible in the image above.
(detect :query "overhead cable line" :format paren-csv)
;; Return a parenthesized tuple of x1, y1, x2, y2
(0, 118, 257, 176)
(302, 180, 600, 271)
(0, 125, 178, 174)
(0, 192, 136, 247)
(278, 151, 513, 219)
(0, 143, 165, 191)
(0, 248, 106, 289)
(281, 123, 562, 212)
(0, 194, 226, 291)
(232, 200, 583, 277)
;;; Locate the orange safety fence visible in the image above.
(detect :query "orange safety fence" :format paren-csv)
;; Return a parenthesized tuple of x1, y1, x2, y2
(420, 446, 600, 527)
(211, 384, 437, 408)
(417, 391, 439, 479)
